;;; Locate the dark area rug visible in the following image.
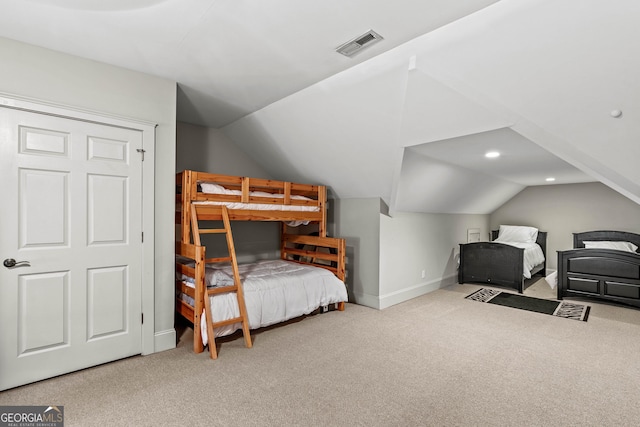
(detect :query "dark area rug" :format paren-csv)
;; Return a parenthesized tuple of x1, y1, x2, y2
(466, 288, 589, 321)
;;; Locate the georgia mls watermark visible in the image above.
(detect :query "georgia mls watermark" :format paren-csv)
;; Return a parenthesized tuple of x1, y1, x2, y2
(0, 406, 64, 427)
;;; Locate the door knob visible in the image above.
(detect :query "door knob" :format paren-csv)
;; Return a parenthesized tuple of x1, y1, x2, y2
(3, 258, 31, 268)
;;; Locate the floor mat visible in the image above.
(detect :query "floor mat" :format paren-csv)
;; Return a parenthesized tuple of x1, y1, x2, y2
(466, 288, 589, 321)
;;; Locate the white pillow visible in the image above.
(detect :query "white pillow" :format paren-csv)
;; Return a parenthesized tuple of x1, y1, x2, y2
(205, 266, 234, 287)
(250, 190, 277, 197)
(249, 191, 312, 201)
(495, 225, 539, 244)
(583, 241, 638, 253)
(200, 182, 241, 195)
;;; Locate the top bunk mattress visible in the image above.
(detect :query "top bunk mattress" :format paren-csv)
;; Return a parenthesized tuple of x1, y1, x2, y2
(193, 181, 320, 225)
(199, 182, 319, 211)
(193, 184, 319, 226)
(177, 170, 326, 232)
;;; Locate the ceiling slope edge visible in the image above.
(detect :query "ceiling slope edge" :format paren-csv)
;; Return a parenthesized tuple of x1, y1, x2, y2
(419, 62, 640, 207)
(395, 147, 525, 214)
(512, 121, 640, 206)
(389, 66, 513, 216)
(223, 61, 412, 202)
(397, 67, 513, 148)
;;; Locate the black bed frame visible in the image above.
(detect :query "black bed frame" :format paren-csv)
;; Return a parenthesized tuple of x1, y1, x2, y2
(458, 230, 547, 293)
(557, 230, 640, 308)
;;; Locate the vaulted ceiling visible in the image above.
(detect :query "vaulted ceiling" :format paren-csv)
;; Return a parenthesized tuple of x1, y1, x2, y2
(2, 0, 638, 214)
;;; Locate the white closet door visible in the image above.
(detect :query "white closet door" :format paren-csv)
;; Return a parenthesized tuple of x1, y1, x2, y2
(0, 106, 143, 391)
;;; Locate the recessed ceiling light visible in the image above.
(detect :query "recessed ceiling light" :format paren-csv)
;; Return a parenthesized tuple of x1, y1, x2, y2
(546, 177, 556, 182)
(485, 151, 500, 158)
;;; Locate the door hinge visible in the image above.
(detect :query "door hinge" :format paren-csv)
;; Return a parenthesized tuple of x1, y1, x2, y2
(141, 231, 144, 243)
(141, 313, 144, 324)
(136, 148, 146, 161)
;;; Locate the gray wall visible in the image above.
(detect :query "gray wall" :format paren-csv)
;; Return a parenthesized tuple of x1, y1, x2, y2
(332, 198, 381, 308)
(0, 37, 177, 352)
(379, 212, 489, 308)
(331, 197, 490, 309)
(490, 182, 640, 271)
(176, 122, 281, 261)
(177, 122, 272, 177)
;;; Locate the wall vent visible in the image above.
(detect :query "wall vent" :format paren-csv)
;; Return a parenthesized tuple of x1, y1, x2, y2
(335, 30, 383, 57)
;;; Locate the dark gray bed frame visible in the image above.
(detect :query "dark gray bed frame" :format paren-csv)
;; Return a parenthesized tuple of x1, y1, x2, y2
(557, 230, 640, 308)
(458, 230, 547, 294)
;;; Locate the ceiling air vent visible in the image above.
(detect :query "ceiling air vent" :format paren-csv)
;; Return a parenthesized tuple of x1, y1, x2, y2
(336, 30, 383, 57)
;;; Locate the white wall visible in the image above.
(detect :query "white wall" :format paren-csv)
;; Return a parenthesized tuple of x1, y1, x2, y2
(490, 182, 640, 271)
(379, 212, 489, 309)
(331, 197, 489, 309)
(0, 37, 177, 353)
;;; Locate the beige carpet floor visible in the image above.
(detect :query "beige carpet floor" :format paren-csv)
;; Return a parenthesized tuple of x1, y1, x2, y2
(2, 279, 640, 426)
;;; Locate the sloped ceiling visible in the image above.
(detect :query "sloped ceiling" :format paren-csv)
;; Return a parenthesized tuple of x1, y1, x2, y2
(1, 0, 637, 214)
(0, 0, 499, 128)
(224, 0, 639, 213)
(397, 128, 595, 214)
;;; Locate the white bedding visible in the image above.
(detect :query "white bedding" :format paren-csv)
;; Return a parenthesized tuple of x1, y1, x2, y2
(583, 240, 638, 252)
(192, 200, 317, 226)
(499, 241, 545, 279)
(493, 225, 545, 278)
(195, 185, 319, 226)
(198, 183, 320, 212)
(193, 200, 319, 213)
(180, 259, 347, 344)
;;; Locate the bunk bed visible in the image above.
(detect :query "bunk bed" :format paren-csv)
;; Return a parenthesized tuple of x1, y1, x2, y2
(458, 225, 547, 293)
(557, 230, 640, 308)
(175, 170, 348, 359)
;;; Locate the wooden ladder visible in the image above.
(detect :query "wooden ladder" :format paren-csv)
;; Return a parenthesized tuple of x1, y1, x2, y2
(190, 205, 252, 359)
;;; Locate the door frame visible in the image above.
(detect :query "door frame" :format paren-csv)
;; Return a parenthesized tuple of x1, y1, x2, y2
(0, 93, 157, 356)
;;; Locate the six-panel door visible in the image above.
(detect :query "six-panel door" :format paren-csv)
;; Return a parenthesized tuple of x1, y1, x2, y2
(0, 107, 143, 391)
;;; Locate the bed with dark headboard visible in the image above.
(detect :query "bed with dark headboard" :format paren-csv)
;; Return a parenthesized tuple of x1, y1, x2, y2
(557, 231, 640, 308)
(458, 225, 547, 294)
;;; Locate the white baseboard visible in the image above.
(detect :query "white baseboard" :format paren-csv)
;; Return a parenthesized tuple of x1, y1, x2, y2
(378, 274, 458, 309)
(152, 329, 177, 354)
(350, 292, 382, 310)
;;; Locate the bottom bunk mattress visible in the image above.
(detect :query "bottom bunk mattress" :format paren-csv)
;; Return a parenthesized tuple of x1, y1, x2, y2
(179, 259, 348, 343)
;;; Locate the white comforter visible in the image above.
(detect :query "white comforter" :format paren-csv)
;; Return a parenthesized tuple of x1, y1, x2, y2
(197, 184, 320, 212)
(500, 242, 545, 279)
(192, 200, 316, 226)
(193, 200, 319, 212)
(196, 183, 320, 226)
(182, 260, 347, 343)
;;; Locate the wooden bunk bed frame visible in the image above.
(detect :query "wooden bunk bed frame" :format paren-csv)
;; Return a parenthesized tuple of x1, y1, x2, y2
(175, 170, 347, 357)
